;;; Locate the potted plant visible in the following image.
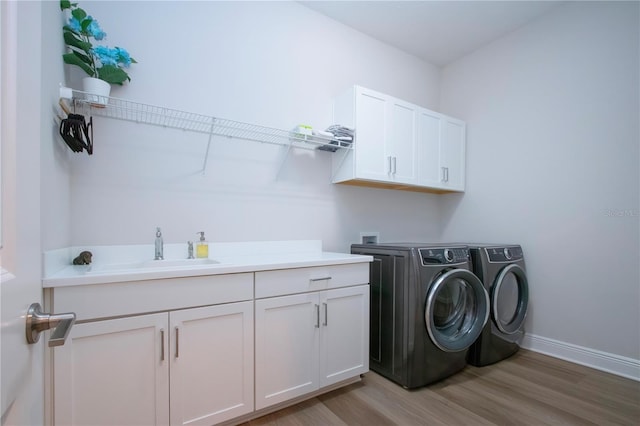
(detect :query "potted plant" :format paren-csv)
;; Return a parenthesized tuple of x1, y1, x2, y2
(60, 0, 136, 103)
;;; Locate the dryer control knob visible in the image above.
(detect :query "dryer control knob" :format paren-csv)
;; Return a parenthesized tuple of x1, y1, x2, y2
(444, 248, 454, 263)
(504, 247, 513, 260)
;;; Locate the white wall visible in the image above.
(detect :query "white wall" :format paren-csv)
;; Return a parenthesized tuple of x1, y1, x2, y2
(440, 1, 639, 364)
(42, 1, 72, 251)
(65, 1, 442, 252)
(50, 0, 638, 375)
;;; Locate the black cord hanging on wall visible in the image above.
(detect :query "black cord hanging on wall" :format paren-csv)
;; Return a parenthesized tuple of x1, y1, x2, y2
(59, 112, 93, 155)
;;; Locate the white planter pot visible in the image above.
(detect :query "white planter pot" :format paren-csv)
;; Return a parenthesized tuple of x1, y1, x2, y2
(82, 77, 111, 106)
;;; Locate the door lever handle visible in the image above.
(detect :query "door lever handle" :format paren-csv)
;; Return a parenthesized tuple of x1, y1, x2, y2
(26, 303, 76, 347)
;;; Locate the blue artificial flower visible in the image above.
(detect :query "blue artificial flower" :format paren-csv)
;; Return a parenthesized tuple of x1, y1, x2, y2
(68, 16, 82, 32)
(86, 17, 106, 40)
(92, 46, 117, 66)
(61, 1, 136, 85)
(115, 47, 132, 67)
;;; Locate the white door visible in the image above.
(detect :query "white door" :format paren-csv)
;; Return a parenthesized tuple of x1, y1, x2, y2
(416, 109, 443, 187)
(254, 293, 320, 410)
(388, 100, 418, 184)
(1, 2, 47, 424)
(440, 118, 466, 191)
(53, 314, 170, 426)
(354, 88, 390, 181)
(319, 285, 370, 387)
(170, 302, 254, 426)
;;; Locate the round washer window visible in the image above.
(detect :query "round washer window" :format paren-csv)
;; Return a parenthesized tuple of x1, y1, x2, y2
(425, 269, 489, 352)
(492, 264, 529, 334)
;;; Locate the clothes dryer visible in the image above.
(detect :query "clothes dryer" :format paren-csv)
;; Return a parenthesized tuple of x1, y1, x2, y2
(467, 244, 529, 366)
(351, 243, 489, 388)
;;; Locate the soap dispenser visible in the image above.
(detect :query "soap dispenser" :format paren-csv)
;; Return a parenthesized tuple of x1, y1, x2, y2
(196, 232, 209, 258)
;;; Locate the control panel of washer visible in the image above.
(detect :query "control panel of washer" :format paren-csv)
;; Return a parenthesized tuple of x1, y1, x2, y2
(419, 247, 469, 265)
(486, 246, 523, 262)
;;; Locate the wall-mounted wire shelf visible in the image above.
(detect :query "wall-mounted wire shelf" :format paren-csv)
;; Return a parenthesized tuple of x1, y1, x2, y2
(59, 87, 352, 172)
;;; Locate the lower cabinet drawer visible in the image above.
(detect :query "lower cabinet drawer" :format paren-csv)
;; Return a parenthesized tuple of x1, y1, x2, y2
(51, 273, 254, 321)
(255, 262, 370, 298)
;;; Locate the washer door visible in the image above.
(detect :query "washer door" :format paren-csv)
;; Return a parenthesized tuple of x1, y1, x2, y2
(492, 264, 529, 334)
(425, 269, 489, 352)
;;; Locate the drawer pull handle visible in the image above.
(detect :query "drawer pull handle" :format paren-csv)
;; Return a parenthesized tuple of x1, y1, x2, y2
(315, 304, 320, 328)
(310, 276, 332, 282)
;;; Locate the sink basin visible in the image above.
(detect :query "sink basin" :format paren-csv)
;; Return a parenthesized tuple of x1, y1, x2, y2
(95, 258, 219, 273)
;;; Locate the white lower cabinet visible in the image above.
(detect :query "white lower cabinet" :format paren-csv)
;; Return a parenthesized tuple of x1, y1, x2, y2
(54, 313, 170, 426)
(255, 285, 369, 410)
(169, 303, 254, 425)
(53, 301, 254, 426)
(49, 263, 370, 425)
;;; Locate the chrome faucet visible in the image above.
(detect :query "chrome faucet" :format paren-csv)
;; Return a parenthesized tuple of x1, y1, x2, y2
(154, 227, 164, 260)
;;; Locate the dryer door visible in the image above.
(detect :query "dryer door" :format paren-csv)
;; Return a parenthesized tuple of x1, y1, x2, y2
(492, 264, 529, 334)
(425, 269, 489, 352)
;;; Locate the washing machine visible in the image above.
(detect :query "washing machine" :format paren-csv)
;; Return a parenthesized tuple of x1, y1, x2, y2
(351, 243, 489, 388)
(467, 244, 529, 366)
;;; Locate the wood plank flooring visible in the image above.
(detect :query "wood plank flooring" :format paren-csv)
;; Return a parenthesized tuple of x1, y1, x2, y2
(243, 350, 640, 425)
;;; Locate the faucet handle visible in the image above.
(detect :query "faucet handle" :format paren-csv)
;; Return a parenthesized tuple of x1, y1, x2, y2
(156, 227, 162, 237)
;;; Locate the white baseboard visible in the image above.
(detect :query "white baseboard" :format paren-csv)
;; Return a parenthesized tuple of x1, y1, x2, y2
(522, 334, 640, 381)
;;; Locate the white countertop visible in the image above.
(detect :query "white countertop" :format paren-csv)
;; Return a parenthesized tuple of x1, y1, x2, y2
(43, 240, 372, 288)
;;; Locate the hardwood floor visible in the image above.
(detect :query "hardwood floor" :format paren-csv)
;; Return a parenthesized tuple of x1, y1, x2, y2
(243, 350, 640, 425)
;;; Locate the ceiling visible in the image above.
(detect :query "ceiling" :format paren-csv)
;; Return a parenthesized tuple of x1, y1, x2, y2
(299, 1, 566, 67)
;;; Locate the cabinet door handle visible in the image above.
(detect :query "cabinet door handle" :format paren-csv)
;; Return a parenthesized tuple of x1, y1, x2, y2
(445, 167, 449, 182)
(441, 166, 446, 182)
(392, 156, 397, 174)
(387, 156, 393, 174)
(175, 327, 180, 358)
(160, 329, 165, 361)
(323, 303, 328, 326)
(315, 304, 320, 328)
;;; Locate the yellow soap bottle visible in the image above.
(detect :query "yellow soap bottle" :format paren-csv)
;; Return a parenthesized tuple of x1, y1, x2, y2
(196, 231, 209, 258)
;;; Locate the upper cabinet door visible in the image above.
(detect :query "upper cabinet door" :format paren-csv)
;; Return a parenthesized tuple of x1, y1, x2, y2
(388, 99, 418, 184)
(354, 88, 390, 181)
(440, 118, 466, 191)
(416, 109, 443, 188)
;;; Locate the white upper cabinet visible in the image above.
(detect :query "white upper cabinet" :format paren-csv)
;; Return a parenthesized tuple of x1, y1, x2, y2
(416, 110, 466, 192)
(333, 86, 418, 185)
(388, 98, 419, 184)
(416, 108, 442, 188)
(440, 117, 466, 191)
(352, 88, 388, 181)
(333, 85, 466, 193)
